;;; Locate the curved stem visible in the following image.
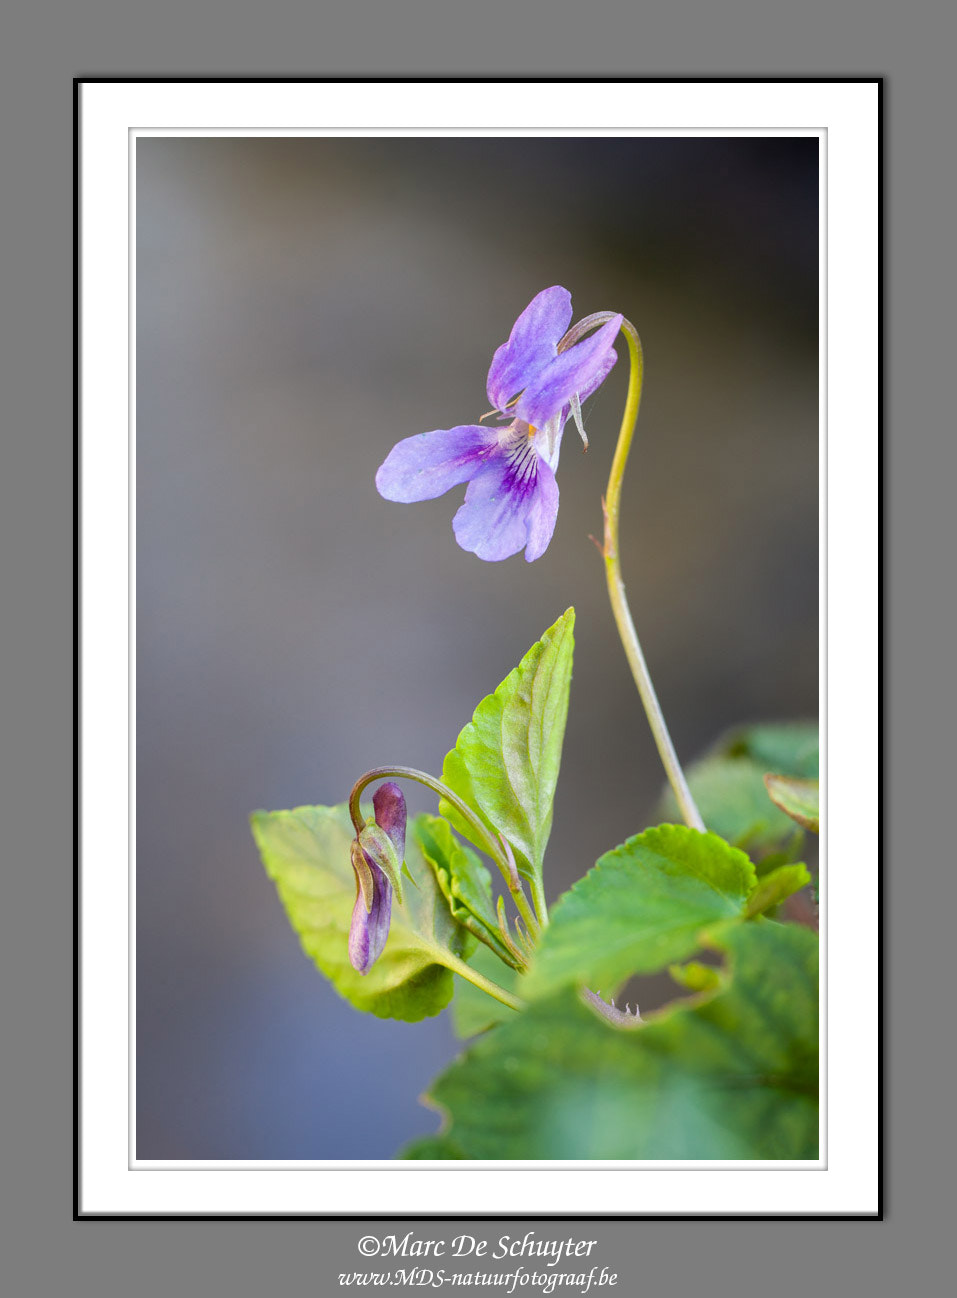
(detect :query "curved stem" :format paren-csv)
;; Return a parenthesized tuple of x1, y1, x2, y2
(435, 948, 524, 1013)
(349, 765, 540, 932)
(563, 316, 705, 832)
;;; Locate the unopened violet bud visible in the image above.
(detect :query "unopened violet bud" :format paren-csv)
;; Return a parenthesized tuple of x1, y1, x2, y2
(348, 858, 392, 976)
(358, 823, 403, 903)
(372, 781, 406, 861)
(347, 781, 408, 975)
(350, 837, 376, 913)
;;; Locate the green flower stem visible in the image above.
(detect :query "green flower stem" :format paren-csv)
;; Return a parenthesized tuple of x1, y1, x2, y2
(432, 947, 525, 1013)
(605, 320, 705, 831)
(560, 314, 704, 833)
(348, 765, 541, 934)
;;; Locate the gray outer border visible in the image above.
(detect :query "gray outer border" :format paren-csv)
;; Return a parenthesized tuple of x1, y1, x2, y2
(4, 0, 949, 1289)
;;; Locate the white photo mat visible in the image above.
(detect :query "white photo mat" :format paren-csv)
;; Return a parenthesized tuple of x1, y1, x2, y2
(79, 79, 879, 1215)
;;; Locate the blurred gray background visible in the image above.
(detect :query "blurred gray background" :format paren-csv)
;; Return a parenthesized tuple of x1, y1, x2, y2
(136, 136, 818, 1160)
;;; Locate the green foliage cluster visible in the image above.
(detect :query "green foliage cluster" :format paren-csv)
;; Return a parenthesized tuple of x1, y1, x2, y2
(252, 611, 819, 1160)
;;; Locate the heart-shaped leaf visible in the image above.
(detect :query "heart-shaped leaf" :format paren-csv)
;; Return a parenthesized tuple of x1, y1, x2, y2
(415, 921, 819, 1159)
(440, 608, 575, 888)
(526, 824, 756, 998)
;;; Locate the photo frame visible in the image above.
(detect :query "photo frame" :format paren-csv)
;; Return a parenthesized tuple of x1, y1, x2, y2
(77, 78, 880, 1217)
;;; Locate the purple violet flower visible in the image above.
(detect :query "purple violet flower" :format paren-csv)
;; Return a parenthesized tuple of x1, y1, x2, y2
(348, 782, 406, 975)
(376, 286, 622, 561)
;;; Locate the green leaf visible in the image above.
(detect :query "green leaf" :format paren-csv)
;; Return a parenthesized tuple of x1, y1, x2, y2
(751, 830, 807, 876)
(669, 960, 724, 992)
(419, 922, 819, 1159)
(440, 608, 575, 886)
(744, 862, 812, 917)
(764, 775, 820, 834)
(452, 944, 523, 1038)
(398, 1135, 466, 1160)
(723, 722, 819, 778)
(525, 825, 756, 998)
(415, 815, 516, 967)
(250, 804, 472, 1022)
(659, 723, 818, 864)
(660, 756, 801, 861)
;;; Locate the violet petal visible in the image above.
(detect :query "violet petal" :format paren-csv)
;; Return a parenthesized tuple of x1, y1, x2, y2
(486, 286, 572, 412)
(349, 860, 393, 975)
(522, 461, 560, 562)
(452, 439, 559, 562)
(516, 314, 622, 428)
(376, 425, 498, 503)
